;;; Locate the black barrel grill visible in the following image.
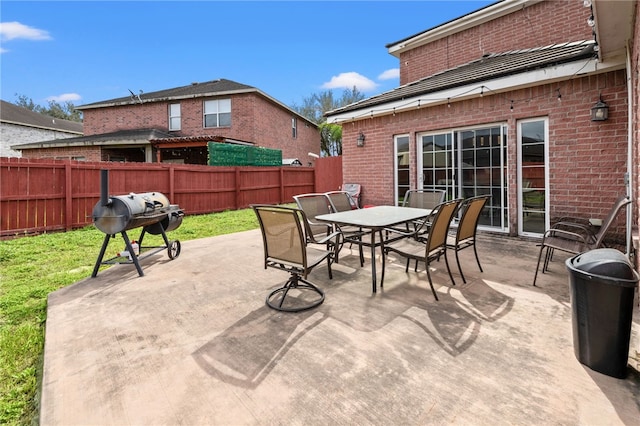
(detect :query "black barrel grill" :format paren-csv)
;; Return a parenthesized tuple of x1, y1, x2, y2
(91, 169, 184, 277)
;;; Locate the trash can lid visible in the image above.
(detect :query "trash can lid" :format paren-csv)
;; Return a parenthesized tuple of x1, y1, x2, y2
(570, 248, 637, 281)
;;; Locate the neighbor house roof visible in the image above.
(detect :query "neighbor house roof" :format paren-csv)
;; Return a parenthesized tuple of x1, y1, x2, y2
(76, 78, 317, 128)
(12, 128, 172, 149)
(326, 40, 597, 118)
(1, 100, 83, 134)
(76, 79, 255, 109)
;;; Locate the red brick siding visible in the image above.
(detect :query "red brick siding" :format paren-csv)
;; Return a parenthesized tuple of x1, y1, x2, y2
(400, 1, 593, 85)
(343, 71, 628, 235)
(82, 93, 319, 162)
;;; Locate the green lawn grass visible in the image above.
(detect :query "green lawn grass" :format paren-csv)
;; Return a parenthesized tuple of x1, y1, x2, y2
(0, 208, 259, 425)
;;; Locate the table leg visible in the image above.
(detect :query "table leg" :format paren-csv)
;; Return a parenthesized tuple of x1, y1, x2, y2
(370, 229, 377, 293)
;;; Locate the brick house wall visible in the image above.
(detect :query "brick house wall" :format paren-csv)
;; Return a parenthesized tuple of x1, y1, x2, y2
(82, 92, 319, 163)
(399, 1, 592, 85)
(337, 0, 635, 239)
(343, 71, 628, 233)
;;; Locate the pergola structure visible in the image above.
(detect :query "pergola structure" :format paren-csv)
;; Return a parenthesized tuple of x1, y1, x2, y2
(150, 135, 254, 164)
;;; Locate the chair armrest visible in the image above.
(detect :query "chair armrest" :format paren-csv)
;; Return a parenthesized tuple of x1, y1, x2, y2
(384, 211, 434, 242)
(550, 221, 596, 243)
(543, 227, 590, 244)
(554, 216, 590, 226)
(310, 230, 342, 245)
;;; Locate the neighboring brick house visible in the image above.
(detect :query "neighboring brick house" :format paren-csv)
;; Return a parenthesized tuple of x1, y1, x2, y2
(327, 0, 637, 246)
(0, 100, 83, 158)
(16, 79, 319, 165)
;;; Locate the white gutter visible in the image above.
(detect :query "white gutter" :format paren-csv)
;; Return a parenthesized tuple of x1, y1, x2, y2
(327, 56, 623, 124)
(625, 42, 634, 257)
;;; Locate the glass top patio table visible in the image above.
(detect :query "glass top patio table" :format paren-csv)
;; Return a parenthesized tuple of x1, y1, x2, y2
(316, 205, 433, 293)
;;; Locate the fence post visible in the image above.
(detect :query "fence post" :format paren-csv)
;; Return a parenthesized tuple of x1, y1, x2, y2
(280, 167, 285, 204)
(169, 165, 175, 201)
(65, 161, 73, 231)
(235, 167, 241, 209)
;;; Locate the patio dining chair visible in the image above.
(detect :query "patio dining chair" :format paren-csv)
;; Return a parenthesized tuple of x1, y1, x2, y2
(293, 192, 335, 243)
(403, 189, 447, 209)
(532, 195, 631, 286)
(341, 183, 362, 209)
(325, 191, 365, 266)
(446, 195, 491, 284)
(381, 198, 462, 301)
(386, 189, 447, 238)
(325, 190, 358, 213)
(252, 204, 340, 312)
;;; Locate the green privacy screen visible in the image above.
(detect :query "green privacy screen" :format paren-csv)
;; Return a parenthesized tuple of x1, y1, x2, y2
(208, 143, 282, 166)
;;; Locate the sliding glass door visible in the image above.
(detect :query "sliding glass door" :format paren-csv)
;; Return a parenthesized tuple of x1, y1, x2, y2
(417, 125, 508, 232)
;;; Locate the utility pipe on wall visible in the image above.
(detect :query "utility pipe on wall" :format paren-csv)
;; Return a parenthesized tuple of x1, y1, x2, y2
(625, 42, 634, 258)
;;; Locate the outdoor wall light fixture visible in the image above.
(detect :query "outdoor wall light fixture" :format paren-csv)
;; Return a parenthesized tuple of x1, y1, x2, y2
(357, 132, 366, 147)
(591, 97, 609, 121)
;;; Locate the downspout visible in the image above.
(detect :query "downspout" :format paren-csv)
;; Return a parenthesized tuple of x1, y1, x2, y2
(626, 41, 634, 257)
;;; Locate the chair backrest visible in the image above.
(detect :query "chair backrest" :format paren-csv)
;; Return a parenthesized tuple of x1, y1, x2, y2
(593, 195, 632, 247)
(293, 193, 333, 237)
(341, 183, 361, 208)
(403, 189, 446, 209)
(425, 199, 461, 254)
(325, 191, 357, 212)
(456, 195, 491, 242)
(253, 205, 307, 268)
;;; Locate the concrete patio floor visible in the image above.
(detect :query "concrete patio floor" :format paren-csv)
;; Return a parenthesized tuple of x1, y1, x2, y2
(40, 230, 640, 425)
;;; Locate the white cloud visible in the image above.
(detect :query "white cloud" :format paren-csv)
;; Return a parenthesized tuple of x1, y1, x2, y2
(46, 93, 82, 102)
(0, 21, 51, 42)
(378, 68, 400, 80)
(321, 72, 378, 92)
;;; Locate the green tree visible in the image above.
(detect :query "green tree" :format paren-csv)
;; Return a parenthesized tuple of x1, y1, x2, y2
(14, 94, 83, 122)
(292, 86, 365, 156)
(319, 122, 343, 156)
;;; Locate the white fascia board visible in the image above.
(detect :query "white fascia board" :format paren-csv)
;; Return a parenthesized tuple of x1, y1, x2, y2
(388, 0, 543, 57)
(327, 57, 623, 124)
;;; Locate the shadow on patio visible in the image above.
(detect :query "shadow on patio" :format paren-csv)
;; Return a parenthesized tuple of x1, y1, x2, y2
(41, 230, 640, 425)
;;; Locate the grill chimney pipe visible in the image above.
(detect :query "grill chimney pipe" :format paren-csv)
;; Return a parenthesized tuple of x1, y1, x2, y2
(100, 169, 112, 207)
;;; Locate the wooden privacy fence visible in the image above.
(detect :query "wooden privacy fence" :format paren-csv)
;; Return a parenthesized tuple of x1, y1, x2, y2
(0, 157, 343, 237)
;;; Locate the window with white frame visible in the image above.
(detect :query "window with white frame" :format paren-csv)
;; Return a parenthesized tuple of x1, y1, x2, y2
(204, 99, 231, 128)
(292, 117, 297, 138)
(169, 103, 181, 131)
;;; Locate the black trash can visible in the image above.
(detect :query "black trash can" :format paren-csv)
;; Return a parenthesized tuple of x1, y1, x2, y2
(566, 248, 638, 379)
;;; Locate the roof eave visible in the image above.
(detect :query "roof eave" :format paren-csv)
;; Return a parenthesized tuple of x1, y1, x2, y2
(327, 57, 623, 124)
(1, 120, 83, 135)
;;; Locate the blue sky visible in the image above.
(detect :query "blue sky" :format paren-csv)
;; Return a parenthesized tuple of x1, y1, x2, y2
(0, 1, 494, 109)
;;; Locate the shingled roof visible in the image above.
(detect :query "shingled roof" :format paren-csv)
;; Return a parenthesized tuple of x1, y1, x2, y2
(326, 40, 596, 117)
(76, 79, 258, 110)
(1, 100, 83, 134)
(11, 128, 171, 149)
